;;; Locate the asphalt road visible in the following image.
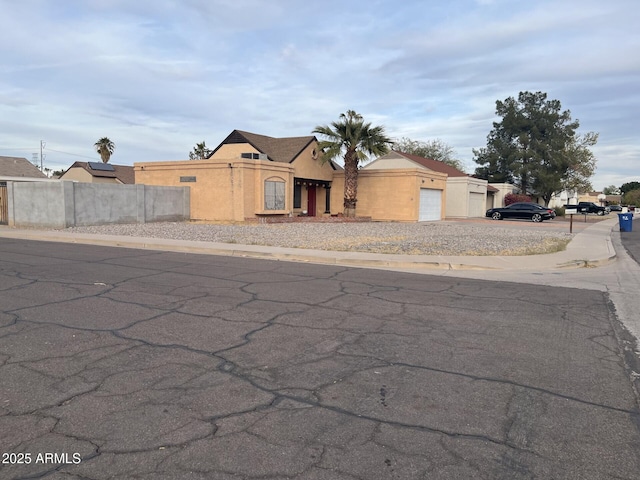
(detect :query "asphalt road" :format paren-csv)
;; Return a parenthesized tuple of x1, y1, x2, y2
(1, 238, 639, 480)
(619, 219, 640, 264)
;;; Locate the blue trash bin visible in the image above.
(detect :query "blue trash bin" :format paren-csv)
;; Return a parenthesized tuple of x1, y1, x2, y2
(618, 213, 633, 232)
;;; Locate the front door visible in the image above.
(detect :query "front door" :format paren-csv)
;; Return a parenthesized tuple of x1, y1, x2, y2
(307, 186, 316, 217)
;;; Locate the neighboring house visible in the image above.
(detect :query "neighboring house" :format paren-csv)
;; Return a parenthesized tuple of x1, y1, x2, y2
(0, 156, 50, 225)
(605, 194, 622, 205)
(547, 190, 579, 208)
(136, 130, 341, 222)
(0, 155, 48, 181)
(60, 161, 135, 184)
(577, 191, 622, 206)
(364, 151, 486, 219)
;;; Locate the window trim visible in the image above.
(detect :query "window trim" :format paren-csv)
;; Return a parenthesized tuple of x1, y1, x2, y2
(264, 178, 286, 211)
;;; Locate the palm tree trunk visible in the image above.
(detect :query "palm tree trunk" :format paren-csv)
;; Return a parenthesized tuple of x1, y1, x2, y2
(343, 149, 358, 217)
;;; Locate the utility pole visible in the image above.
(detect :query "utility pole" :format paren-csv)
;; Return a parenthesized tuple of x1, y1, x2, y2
(40, 140, 46, 172)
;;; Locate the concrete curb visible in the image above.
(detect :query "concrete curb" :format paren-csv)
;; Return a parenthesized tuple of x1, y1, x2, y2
(0, 218, 620, 272)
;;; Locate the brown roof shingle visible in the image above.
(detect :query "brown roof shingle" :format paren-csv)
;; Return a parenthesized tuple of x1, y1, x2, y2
(212, 130, 316, 163)
(0, 156, 47, 178)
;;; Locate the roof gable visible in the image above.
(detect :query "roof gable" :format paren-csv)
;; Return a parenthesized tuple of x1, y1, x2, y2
(210, 129, 316, 163)
(394, 151, 467, 177)
(0, 156, 47, 178)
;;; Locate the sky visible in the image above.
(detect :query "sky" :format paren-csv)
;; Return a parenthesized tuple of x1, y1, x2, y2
(1, 0, 638, 191)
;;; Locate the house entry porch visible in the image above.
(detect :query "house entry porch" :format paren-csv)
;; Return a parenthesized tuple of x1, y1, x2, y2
(294, 178, 331, 216)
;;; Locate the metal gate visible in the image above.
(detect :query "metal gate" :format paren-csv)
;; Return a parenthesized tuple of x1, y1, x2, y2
(0, 182, 8, 225)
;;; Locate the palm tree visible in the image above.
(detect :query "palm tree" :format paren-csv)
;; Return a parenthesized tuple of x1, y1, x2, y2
(189, 141, 212, 160)
(94, 137, 115, 163)
(313, 110, 391, 217)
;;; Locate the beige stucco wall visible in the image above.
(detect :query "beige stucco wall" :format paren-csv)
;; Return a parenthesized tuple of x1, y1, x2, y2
(445, 180, 468, 218)
(363, 154, 418, 170)
(135, 158, 293, 221)
(578, 192, 604, 203)
(331, 169, 447, 221)
(445, 177, 488, 218)
(488, 183, 515, 208)
(292, 143, 333, 181)
(60, 168, 121, 184)
(210, 144, 261, 159)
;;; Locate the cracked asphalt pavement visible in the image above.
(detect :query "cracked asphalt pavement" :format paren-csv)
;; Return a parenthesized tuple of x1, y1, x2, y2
(1, 238, 639, 479)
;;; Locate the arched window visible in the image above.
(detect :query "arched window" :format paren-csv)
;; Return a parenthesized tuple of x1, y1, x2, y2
(264, 177, 285, 210)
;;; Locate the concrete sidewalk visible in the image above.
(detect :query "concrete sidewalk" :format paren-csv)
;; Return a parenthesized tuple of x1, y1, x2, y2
(0, 217, 621, 271)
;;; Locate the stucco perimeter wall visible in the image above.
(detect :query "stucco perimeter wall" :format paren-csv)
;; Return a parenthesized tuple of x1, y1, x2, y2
(7, 181, 189, 228)
(135, 158, 294, 221)
(331, 169, 447, 221)
(8, 182, 68, 228)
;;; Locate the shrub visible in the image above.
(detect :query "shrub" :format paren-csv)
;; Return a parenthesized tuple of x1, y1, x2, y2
(554, 206, 565, 217)
(504, 193, 532, 206)
(622, 189, 640, 206)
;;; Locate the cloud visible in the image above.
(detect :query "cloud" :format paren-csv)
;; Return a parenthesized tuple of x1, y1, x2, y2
(0, 0, 638, 189)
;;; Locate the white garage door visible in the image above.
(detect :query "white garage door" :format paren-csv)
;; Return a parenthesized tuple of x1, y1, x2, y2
(419, 188, 442, 221)
(469, 192, 485, 218)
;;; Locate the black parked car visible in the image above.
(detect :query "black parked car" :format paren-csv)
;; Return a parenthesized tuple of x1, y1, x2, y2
(608, 205, 623, 212)
(486, 203, 555, 222)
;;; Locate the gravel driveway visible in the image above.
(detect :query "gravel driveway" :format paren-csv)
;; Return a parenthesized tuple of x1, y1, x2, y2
(65, 221, 574, 256)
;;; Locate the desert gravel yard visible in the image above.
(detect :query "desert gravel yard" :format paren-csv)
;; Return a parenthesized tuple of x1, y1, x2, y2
(65, 220, 575, 256)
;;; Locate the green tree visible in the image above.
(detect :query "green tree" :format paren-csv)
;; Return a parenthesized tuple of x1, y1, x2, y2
(620, 181, 640, 195)
(189, 141, 212, 160)
(622, 189, 640, 206)
(313, 110, 392, 217)
(553, 132, 597, 198)
(603, 185, 621, 195)
(94, 137, 115, 163)
(393, 137, 466, 172)
(473, 91, 595, 205)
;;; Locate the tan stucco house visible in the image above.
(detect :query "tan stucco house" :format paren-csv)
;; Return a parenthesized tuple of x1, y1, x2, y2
(135, 131, 453, 222)
(60, 162, 135, 184)
(364, 151, 485, 218)
(136, 130, 341, 222)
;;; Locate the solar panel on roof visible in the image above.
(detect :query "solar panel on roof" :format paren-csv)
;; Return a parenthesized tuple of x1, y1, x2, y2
(88, 162, 115, 172)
